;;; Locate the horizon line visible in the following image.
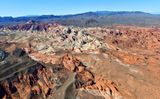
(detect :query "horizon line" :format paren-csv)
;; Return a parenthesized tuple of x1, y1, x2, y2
(0, 10, 159, 18)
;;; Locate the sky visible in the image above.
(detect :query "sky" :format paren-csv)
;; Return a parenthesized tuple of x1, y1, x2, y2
(0, 0, 160, 17)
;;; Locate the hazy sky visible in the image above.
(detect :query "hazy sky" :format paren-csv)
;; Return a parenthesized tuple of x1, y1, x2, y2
(0, 0, 160, 17)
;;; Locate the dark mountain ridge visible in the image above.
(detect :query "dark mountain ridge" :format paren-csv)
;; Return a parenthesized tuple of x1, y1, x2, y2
(0, 11, 160, 27)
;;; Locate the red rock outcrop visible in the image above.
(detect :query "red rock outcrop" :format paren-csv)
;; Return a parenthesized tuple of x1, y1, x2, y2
(61, 54, 122, 99)
(81, 76, 122, 99)
(0, 64, 55, 99)
(0, 20, 60, 31)
(0, 44, 68, 99)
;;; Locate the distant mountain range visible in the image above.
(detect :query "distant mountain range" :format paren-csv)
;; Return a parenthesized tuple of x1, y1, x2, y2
(1, 11, 160, 27)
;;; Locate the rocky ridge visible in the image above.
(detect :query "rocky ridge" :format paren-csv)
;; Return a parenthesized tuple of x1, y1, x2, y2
(0, 24, 160, 99)
(0, 23, 105, 54)
(0, 43, 69, 99)
(0, 43, 122, 99)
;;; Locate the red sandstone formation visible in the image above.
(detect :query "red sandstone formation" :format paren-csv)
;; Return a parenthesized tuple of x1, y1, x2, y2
(61, 54, 122, 99)
(0, 64, 57, 99)
(1, 24, 160, 99)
